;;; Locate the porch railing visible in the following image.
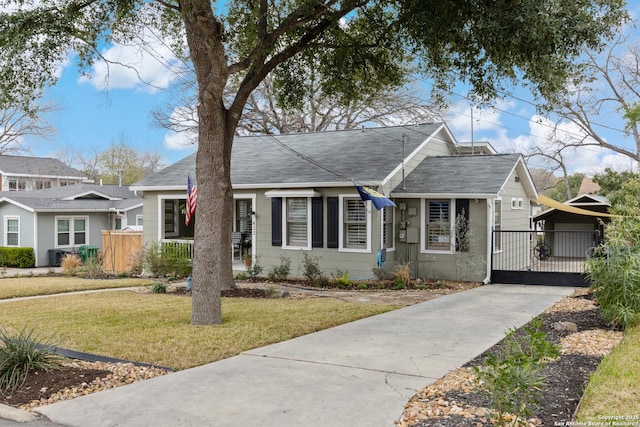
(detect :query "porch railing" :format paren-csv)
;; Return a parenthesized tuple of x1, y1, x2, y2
(161, 239, 194, 260)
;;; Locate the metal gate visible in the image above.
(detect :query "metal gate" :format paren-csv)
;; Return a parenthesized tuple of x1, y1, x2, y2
(491, 230, 600, 287)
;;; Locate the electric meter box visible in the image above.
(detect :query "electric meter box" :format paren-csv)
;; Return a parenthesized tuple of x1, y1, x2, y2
(406, 227, 419, 243)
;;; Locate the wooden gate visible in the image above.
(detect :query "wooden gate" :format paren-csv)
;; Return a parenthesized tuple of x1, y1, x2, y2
(491, 230, 600, 287)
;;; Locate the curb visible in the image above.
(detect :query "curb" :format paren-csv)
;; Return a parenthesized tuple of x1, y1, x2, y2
(0, 403, 39, 423)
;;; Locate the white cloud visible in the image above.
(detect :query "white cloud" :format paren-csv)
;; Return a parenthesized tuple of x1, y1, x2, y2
(446, 98, 636, 176)
(446, 99, 514, 142)
(80, 28, 184, 93)
(164, 130, 196, 151)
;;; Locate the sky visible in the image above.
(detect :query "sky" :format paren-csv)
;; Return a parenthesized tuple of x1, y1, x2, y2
(22, 3, 640, 178)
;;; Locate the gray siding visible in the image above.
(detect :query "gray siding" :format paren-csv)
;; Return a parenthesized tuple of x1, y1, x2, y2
(36, 212, 115, 267)
(0, 204, 35, 248)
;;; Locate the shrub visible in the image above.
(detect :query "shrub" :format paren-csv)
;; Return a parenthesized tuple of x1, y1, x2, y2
(0, 247, 35, 268)
(393, 262, 412, 287)
(246, 260, 264, 282)
(150, 282, 167, 293)
(315, 275, 330, 287)
(144, 241, 192, 278)
(585, 221, 640, 329)
(82, 256, 102, 279)
(61, 253, 82, 275)
(473, 318, 559, 426)
(268, 256, 291, 281)
(0, 327, 65, 394)
(392, 278, 406, 290)
(301, 253, 322, 282)
(332, 270, 351, 288)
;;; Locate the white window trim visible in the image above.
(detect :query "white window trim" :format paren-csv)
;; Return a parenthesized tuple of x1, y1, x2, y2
(339, 194, 371, 253)
(113, 214, 126, 230)
(4, 216, 19, 247)
(234, 193, 257, 261)
(381, 206, 395, 251)
(54, 216, 89, 248)
(282, 196, 312, 251)
(420, 198, 455, 254)
(157, 195, 181, 239)
(136, 214, 144, 226)
(493, 198, 503, 254)
(511, 197, 518, 209)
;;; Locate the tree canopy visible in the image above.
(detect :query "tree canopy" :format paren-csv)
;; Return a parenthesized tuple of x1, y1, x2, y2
(79, 140, 164, 186)
(0, 0, 629, 324)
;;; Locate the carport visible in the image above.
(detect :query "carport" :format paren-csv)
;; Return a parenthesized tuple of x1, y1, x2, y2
(491, 194, 614, 287)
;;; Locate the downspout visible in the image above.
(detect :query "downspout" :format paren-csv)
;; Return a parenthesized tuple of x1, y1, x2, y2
(483, 198, 492, 285)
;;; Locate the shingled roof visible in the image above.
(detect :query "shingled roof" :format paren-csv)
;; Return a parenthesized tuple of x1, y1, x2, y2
(0, 183, 141, 212)
(0, 155, 86, 178)
(132, 123, 449, 189)
(392, 154, 532, 196)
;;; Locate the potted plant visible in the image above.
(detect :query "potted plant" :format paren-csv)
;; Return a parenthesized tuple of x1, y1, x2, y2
(243, 252, 252, 267)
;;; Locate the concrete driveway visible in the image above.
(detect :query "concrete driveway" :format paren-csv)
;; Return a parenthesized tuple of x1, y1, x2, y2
(29, 284, 573, 427)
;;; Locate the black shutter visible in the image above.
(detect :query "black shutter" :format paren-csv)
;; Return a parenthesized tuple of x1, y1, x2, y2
(327, 197, 339, 248)
(271, 197, 282, 246)
(312, 197, 323, 248)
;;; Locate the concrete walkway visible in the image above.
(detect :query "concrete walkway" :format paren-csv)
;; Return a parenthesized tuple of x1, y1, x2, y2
(7, 283, 573, 427)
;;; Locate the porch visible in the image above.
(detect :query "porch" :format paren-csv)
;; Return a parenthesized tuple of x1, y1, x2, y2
(160, 238, 250, 273)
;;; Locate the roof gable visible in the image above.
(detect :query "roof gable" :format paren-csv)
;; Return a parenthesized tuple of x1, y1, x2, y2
(392, 154, 536, 197)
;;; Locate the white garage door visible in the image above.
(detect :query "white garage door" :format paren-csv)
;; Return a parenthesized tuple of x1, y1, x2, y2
(554, 223, 594, 258)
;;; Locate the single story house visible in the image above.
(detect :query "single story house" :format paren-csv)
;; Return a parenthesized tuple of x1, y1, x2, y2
(0, 155, 87, 191)
(131, 123, 537, 283)
(0, 183, 143, 266)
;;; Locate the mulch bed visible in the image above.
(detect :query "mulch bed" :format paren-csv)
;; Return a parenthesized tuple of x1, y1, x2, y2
(397, 290, 622, 427)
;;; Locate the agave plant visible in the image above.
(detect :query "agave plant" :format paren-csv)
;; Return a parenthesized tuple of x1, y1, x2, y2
(0, 327, 65, 394)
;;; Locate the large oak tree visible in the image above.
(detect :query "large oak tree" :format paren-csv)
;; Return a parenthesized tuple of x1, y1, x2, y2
(0, 0, 628, 324)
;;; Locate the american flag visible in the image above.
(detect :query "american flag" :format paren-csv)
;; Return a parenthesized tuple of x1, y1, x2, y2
(185, 175, 197, 226)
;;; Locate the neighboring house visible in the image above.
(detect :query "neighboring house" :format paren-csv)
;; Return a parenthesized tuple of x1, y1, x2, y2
(0, 155, 87, 191)
(0, 184, 143, 267)
(533, 194, 611, 258)
(131, 123, 537, 283)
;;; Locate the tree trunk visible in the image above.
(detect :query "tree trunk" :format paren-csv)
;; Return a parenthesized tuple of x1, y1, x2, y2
(181, 0, 237, 325)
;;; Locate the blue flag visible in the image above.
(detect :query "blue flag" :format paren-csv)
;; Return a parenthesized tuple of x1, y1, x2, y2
(356, 185, 396, 210)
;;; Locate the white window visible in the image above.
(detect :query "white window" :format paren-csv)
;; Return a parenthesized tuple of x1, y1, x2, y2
(344, 198, 367, 249)
(285, 198, 309, 248)
(382, 206, 394, 250)
(56, 217, 88, 247)
(494, 199, 502, 252)
(5, 217, 19, 247)
(339, 196, 371, 252)
(36, 180, 52, 190)
(163, 199, 179, 237)
(136, 214, 144, 226)
(518, 198, 524, 209)
(511, 197, 518, 209)
(8, 179, 25, 191)
(424, 200, 452, 251)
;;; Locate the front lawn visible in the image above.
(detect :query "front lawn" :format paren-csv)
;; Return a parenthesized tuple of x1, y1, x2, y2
(575, 321, 640, 421)
(0, 290, 396, 370)
(0, 276, 156, 299)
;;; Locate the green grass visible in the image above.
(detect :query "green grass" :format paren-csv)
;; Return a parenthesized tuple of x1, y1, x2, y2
(0, 291, 396, 370)
(576, 322, 640, 421)
(0, 276, 156, 299)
